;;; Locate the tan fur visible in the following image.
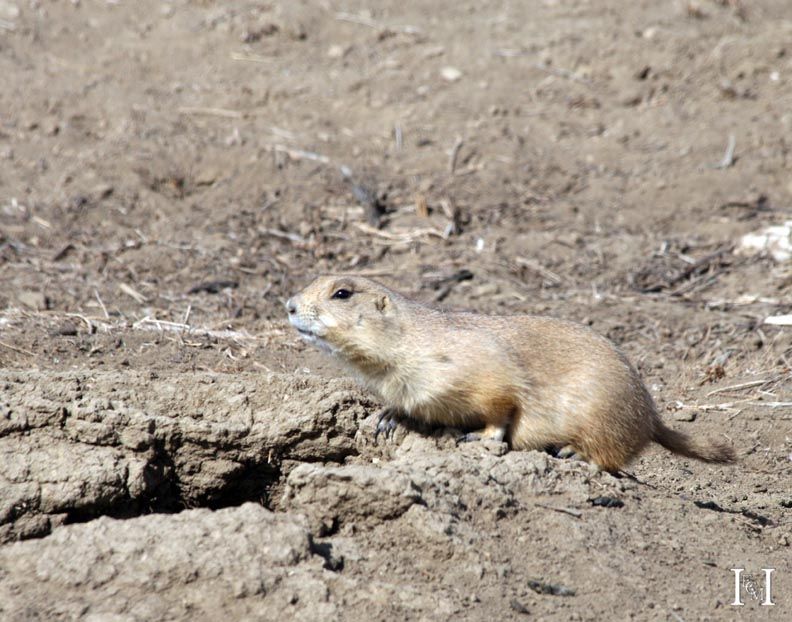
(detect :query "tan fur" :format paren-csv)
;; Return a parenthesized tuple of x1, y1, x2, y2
(286, 275, 736, 472)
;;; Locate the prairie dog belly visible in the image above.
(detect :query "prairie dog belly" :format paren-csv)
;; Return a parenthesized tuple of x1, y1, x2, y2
(371, 328, 523, 427)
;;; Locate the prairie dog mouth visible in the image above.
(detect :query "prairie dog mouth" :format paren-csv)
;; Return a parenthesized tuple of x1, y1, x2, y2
(289, 316, 328, 342)
(289, 315, 312, 333)
(289, 315, 337, 355)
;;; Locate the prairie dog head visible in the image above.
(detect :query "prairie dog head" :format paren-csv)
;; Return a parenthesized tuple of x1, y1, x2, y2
(286, 275, 397, 362)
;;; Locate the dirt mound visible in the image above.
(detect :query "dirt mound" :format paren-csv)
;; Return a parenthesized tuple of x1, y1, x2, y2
(1, 370, 789, 618)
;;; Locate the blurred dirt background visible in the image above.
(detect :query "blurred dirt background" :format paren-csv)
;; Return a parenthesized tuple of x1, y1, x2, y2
(1, 0, 791, 620)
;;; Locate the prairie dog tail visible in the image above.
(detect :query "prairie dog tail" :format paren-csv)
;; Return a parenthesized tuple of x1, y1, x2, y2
(653, 422, 736, 464)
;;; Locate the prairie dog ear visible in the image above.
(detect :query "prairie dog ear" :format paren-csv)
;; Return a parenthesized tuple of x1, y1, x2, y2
(375, 294, 389, 312)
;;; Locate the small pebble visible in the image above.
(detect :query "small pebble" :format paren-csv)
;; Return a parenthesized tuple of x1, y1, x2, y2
(51, 322, 78, 337)
(327, 44, 345, 59)
(440, 66, 462, 82)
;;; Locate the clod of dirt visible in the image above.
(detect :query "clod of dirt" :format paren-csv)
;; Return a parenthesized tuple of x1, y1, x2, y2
(672, 410, 697, 422)
(49, 322, 79, 337)
(16, 291, 48, 311)
(0, 371, 373, 543)
(281, 463, 423, 534)
(0, 504, 339, 620)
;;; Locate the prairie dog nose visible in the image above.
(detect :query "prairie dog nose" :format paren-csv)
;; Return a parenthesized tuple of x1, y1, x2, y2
(285, 297, 297, 315)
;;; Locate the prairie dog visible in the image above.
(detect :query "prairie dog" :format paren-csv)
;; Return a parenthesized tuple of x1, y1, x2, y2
(286, 275, 735, 472)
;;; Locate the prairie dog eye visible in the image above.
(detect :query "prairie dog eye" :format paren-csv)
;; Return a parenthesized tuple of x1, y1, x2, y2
(332, 288, 353, 300)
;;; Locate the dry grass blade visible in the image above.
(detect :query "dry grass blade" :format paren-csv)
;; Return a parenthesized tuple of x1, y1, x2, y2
(705, 374, 789, 397)
(132, 317, 259, 342)
(713, 134, 736, 169)
(273, 145, 330, 164)
(516, 256, 563, 285)
(765, 314, 792, 326)
(259, 228, 306, 244)
(94, 289, 110, 320)
(177, 106, 244, 119)
(230, 52, 272, 64)
(119, 283, 148, 304)
(354, 222, 445, 242)
(0, 340, 35, 356)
